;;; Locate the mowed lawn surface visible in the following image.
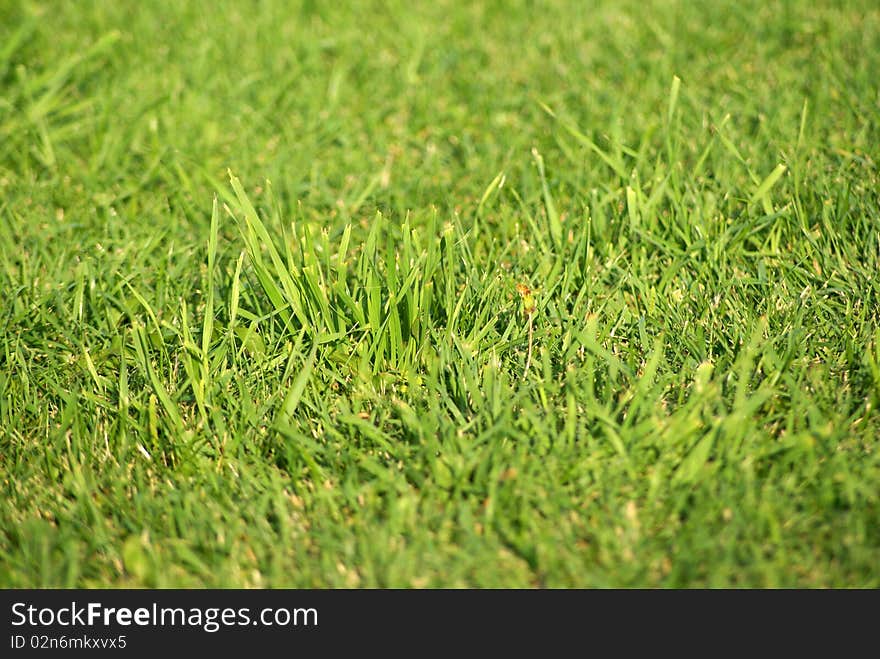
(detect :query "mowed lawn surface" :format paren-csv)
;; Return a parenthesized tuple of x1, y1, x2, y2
(1, 0, 878, 587)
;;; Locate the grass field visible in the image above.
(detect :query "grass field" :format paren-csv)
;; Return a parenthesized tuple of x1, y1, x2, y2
(1, 0, 878, 587)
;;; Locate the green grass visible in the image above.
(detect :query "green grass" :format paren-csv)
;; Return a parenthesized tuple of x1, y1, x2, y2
(1, 0, 879, 587)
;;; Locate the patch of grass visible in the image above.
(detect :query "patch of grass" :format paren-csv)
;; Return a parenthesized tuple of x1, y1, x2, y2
(1, 0, 878, 587)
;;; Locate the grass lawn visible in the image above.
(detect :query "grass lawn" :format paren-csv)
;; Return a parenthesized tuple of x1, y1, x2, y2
(1, 0, 878, 587)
